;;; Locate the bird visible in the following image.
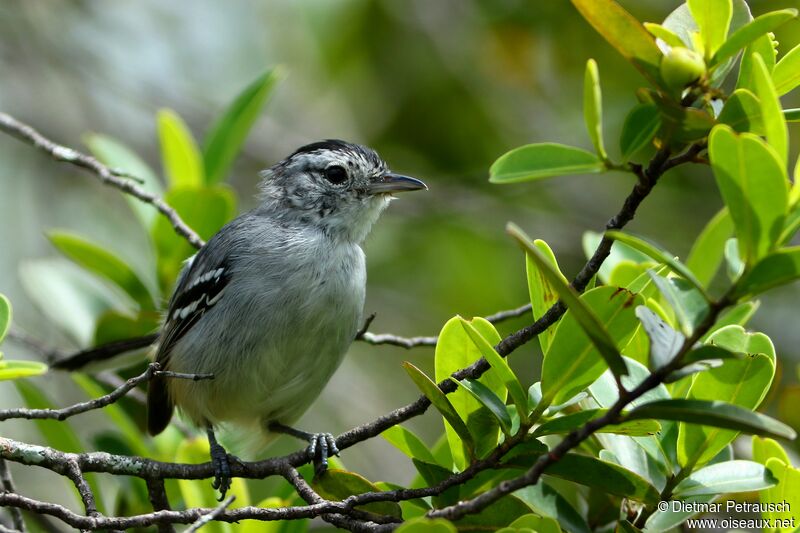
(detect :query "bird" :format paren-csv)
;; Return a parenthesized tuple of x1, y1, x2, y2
(145, 139, 426, 497)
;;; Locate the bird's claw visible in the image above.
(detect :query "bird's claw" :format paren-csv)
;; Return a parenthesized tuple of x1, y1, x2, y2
(307, 432, 339, 476)
(209, 441, 233, 500)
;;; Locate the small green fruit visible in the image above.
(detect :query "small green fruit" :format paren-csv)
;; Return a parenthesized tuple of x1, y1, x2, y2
(660, 47, 706, 90)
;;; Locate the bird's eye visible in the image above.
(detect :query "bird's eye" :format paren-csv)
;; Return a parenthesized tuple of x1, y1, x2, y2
(324, 165, 348, 184)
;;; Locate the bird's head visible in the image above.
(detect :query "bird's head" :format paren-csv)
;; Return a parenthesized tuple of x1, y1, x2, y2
(257, 139, 426, 242)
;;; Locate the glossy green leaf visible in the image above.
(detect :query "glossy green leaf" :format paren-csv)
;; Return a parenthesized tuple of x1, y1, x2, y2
(679, 349, 775, 467)
(0, 294, 10, 344)
(686, 208, 734, 287)
(533, 409, 660, 437)
(435, 316, 504, 468)
(773, 43, 800, 96)
(540, 285, 641, 406)
(619, 104, 660, 161)
(712, 9, 797, 66)
(628, 399, 794, 441)
(454, 495, 532, 531)
(571, 0, 663, 87)
(47, 231, 156, 310)
(635, 306, 683, 371)
(452, 378, 513, 434)
(515, 481, 591, 533)
(737, 33, 775, 91)
(606, 231, 706, 297)
(405, 361, 474, 461)
(752, 435, 791, 466)
(762, 458, 800, 529)
(505, 515, 561, 533)
(204, 69, 281, 184)
(583, 230, 651, 284)
(673, 460, 777, 497)
(751, 54, 788, 166)
(648, 273, 709, 336)
(688, 0, 732, 57)
(157, 109, 204, 189)
(0, 359, 48, 380)
(724, 238, 745, 280)
(644, 494, 717, 532)
(703, 301, 759, 341)
(643, 23, 686, 48)
(313, 469, 402, 518)
(780, 208, 800, 245)
(511, 224, 630, 384)
(84, 133, 163, 228)
(717, 89, 763, 134)
(460, 318, 527, 419)
(489, 143, 604, 183)
(538, 453, 660, 505)
(708, 126, 788, 265)
(152, 185, 237, 291)
(525, 239, 564, 355)
(381, 425, 438, 465)
(736, 247, 800, 298)
(785, 108, 800, 122)
(583, 59, 607, 160)
(395, 518, 457, 533)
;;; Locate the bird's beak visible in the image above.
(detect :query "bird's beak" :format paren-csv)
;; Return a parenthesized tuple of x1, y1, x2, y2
(368, 173, 427, 195)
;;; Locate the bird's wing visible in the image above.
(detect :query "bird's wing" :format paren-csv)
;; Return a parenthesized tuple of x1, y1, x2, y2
(148, 245, 232, 435)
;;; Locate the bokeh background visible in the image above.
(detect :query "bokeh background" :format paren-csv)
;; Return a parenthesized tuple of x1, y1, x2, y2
(1, 0, 799, 523)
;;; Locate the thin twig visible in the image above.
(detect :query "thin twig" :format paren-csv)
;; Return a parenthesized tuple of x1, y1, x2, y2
(0, 459, 25, 532)
(0, 364, 212, 422)
(0, 112, 203, 249)
(184, 496, 235, 533)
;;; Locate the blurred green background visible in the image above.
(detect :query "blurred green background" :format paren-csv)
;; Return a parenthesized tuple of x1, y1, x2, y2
(1, 0, 799, 518)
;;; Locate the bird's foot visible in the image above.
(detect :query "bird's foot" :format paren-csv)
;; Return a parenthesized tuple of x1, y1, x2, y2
(206, 427, 239, 500)
(269, 422, 339, 476)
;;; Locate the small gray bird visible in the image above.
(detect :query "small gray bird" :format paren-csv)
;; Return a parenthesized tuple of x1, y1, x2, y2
(146, 140, 426, 495)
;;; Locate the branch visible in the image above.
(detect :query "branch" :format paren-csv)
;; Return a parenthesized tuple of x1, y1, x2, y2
(0, 364, 212, 422)
(0, 112, 203, 249)
(185, 496, 235, 533)
(0, 459, 25, 532)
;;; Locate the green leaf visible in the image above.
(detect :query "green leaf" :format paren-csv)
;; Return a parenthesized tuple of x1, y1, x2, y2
(711, 9, 797, 66)
(780, 208, 800, 245)
(313, 469, 402, 518)
(635, 306, 684, 371)
(84, 133, 163, 228)
(583, 230, 651, 284)
(47, 231, 156, 310)
(152, 185, 237, 291)
(724, 238, 745, 279)
(453, 495, 532, 531)
(762, 458, 800, 528)
(525, 239, 565, 355)
(157, 109, 204, 188)
(570, 0, 663, 87)
(0, 359, 47, 381)
(452, 378, 513, 434)
(489, 143, 604, 183)
(540, 285, 642, 406)
(459, 318, 528, 420)
(510, 224, 630, 384)
(643, 23, 686, 48)
(381, 426, 438, 465)
(688, 0, 732, 58)
(404, 361, 475, 461)
(773, 43, 800, 96)
(204, 68, 282, 185)
(717, 89, 764, 134)
(785, 108, 800, 122)
(507, 515, 561, 533)
(737, 34, 776, 91)
(673, 460, 777, 497)
(583, 59, 607, 160)
(533, 409, 660, 437)
(517, 453, 660, 505)
(0, 294, 10, 344)
(606, 231, 707, 297)
(435, 317, 504, 468)
(514, 482, 591, 533)
(751, 54, 788, 166)
(702, 301, 758, 341)
(648, 273, 709, 336)
(735, 247, 800, 298)
(686, 208, 734, 287)
(395, 518, 456, 533)
(628, 399, 795, 441)
(752, 435, 791, 466)
(708, 125, 788, 265)
(619, 104, 660, 161)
